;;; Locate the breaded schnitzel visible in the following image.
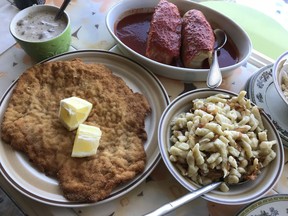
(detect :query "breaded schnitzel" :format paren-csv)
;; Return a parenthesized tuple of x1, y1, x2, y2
(1, 59, 151, 202)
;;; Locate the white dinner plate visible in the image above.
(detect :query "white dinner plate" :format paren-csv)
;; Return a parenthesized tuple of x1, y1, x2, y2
(0, 50, 170, 207)
(245, 64, 288, 147)
(236, 194, 288, 216)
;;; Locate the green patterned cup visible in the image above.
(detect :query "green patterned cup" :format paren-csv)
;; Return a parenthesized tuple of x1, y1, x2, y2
(10, 5, 71, 62)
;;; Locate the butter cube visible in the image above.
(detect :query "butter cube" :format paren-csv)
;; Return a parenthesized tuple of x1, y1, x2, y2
(72, 124, 102, 157)
(59, 96, 92, 131)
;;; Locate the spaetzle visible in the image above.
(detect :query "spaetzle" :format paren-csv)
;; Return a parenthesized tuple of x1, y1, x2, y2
(169, 91, 277, 192)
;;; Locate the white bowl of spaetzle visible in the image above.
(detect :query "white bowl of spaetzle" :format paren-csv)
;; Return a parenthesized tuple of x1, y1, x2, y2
(158, 88, 284, 205)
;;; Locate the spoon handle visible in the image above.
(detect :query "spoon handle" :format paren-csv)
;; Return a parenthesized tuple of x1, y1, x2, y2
(54, 0, 71, 20)
(143, 182, 221, 216)
(206, 50, 222, 89)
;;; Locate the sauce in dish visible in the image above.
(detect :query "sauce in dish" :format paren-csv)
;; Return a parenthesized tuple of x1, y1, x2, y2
(116, 13, 153, 57)
(15, 11, 67, 42)
(115, 12, 239, 69)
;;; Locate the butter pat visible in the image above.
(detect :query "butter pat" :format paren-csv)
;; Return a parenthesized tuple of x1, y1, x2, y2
(59, 96, 92, 131)
(72, 124, 102, 157)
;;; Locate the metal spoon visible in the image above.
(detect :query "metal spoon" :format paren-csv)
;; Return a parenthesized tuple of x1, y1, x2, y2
(54, 0, 71, 20)
(144, 179, 248, 216)
(206, 29, 227, 89)
(144, 182, 221, 216)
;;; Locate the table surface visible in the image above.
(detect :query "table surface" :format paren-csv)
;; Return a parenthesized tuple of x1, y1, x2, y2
(0, 0, 287, 216)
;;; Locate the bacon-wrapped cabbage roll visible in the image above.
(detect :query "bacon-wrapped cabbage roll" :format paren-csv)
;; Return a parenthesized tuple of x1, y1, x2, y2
(181, 9, 215, 68)
(146, 0, 182, 65)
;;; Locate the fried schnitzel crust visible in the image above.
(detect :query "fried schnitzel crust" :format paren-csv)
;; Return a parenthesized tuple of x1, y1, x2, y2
(1, 59, 151, 202)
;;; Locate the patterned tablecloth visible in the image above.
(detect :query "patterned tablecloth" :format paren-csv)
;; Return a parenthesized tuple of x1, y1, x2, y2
(0, 0, 287, 216)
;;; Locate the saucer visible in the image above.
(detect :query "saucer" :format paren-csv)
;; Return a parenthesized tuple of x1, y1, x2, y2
(236, 194, 288, 216)
(245, 64, 288, 147)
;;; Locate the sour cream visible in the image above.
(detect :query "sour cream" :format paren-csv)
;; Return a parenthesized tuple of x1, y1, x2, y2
(15, 11, 67, 42)
(280, 60, 288, 101)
